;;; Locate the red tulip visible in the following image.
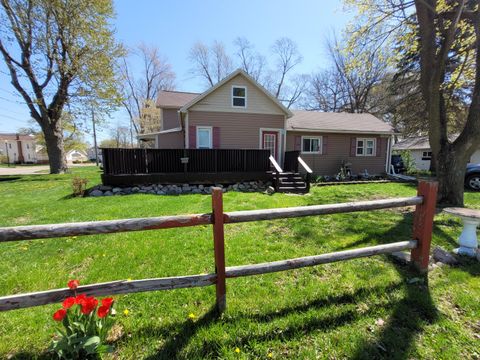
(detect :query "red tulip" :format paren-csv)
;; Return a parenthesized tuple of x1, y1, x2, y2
(67, 279, 80, 290)
(80, 297, 98, 315)
(101, 297, 114, 308)
(75, 294, 87, 305)
(97, 305, 109, 318)
(53, 309, 67, 321)
(62, 297, 76, 309)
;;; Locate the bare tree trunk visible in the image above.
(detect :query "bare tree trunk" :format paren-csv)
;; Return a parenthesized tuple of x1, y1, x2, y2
(42, 122, 67, 174)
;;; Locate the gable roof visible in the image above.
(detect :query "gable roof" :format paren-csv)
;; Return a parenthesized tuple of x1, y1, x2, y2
(156, 90, 200, 108)
(287, 111, 394, 134)
(179, 68, 293, 117)
(0, 133, 36, 141)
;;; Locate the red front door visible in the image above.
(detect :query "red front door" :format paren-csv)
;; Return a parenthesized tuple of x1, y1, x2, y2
(262, 131, 278, 160)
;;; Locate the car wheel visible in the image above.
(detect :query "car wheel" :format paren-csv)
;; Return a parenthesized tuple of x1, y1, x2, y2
(466, 174, 480, 191)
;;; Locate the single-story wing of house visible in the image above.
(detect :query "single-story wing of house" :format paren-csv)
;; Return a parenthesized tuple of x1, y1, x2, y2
(138, 68, 395, 176)
(393, 136, 480, 170)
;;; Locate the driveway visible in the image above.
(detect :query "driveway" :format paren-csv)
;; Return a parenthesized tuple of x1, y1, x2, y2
(0, 163, 93, 176)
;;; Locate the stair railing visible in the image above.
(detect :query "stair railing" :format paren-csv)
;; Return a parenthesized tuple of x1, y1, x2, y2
(298, 156, 313, 192)
(269, 155, 283, 191)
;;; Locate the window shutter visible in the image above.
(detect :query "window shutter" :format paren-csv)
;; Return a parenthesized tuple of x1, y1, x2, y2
(376, 137, 382, 157)
(350, 137, 357, 156)
(213, 127, 220, 149)
(189, 126, 196, 149)
(322, 136, 328, 155)
(294, 136, 301, 151)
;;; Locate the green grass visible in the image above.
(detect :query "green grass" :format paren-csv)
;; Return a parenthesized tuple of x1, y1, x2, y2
(0, 167, 479, 359)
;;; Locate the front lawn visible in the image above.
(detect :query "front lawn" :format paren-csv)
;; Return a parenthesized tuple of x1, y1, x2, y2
(0, 167, 479, 359)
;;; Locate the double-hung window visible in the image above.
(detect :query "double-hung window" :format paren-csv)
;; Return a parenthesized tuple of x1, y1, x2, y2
(197, 126, 212, 149)
(356, 138, 376, 156)
(232, 86, 247, 108)
(302, 136, 322, 154)
(422, 151, 432, 160)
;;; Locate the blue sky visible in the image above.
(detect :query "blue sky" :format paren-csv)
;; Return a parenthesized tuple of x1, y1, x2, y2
(0, 0, 352, 140)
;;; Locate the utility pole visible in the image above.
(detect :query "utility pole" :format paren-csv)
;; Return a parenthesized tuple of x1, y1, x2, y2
(91, 108, 99, 166)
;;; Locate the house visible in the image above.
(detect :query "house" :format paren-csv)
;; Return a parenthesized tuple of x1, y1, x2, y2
(138, 69, 394, 177)
(0, 133, 37, 163)
(393, 136, 480, 171)
(66, 149, 89, 163)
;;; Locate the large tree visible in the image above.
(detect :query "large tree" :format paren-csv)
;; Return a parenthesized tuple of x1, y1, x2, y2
(0, 0, 122, 173)
(120, 43, 175, 135)
(345, 0, 480, 206)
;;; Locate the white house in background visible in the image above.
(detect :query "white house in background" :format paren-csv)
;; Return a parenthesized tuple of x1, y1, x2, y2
(35, 145, 49, 163)
(393, 136, 480, 170)
(66, 149, 88, 163)
(0, 133, 37, 163)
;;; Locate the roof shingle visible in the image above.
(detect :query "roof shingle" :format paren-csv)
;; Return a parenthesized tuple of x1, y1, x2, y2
(156, 90, 200, 108)
(286, 111, 393, 134)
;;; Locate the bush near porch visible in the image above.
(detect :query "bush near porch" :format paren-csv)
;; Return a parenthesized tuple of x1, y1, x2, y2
(0, 167, 479, 359)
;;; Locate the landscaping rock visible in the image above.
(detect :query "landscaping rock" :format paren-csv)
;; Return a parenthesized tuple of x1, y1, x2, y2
(432, 246, 459, 265)
(131, 187, 139, 193)
(98, 185, 112, 191)
(104, 191, 113, 196)
(265, 186, 275, 195)
(90, 189, 103, 197)
(112, 187, 122, 193)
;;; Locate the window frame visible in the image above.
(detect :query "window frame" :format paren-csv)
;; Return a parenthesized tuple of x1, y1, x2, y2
(356, 138, 376, 157)
(301, 136, 323, 154)
(196, 126, 213, 149)
(231, 85, 247, 108)
(422, 151, 432, 160)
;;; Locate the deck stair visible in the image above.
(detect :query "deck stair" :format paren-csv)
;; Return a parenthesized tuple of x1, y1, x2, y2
(276, 172, 309, 193)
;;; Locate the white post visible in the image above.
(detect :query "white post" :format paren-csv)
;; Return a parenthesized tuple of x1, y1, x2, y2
(454, 216, 480, 257)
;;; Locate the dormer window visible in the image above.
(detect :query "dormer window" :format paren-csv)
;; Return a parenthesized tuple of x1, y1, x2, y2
(232, 86, 247, 108)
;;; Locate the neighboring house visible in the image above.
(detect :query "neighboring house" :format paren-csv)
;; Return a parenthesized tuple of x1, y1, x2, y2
(87, 146, 102, 163)
(138, 69, 395, 176)
(393, 136, 480, 171)
(35, 145, 49, 164)
(66, 149, 88, 163)
(0, 133, 37, 163)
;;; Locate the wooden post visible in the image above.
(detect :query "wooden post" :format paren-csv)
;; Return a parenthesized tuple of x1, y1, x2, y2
(211, 188, 226, 313)
(411, 180, 438, 272)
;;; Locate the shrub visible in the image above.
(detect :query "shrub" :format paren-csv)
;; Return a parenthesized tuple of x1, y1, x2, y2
(0, 154, 8, 164)
(72, 176, 89, 197)
(50, 280, 115, 359)
(399, 150, 416, 174)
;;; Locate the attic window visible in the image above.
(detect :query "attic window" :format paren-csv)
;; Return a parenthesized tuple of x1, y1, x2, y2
(232, 86, 246, 108)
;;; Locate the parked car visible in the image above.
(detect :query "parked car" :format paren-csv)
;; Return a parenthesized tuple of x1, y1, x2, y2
(391, 154, 406, 173)
(466, 163, 480, 191)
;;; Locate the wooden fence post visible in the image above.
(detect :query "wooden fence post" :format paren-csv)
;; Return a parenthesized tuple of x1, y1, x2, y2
(411, 180, 438, 273)
(212, 188, 226, 313)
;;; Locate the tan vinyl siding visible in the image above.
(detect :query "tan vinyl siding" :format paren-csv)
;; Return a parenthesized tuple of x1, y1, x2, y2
(286, 132, 388, 175)
(189, 74, 285, 115)
(162, 108, 180, 130)
(188, 111, 284, 149)
(156, 131, 184, 149)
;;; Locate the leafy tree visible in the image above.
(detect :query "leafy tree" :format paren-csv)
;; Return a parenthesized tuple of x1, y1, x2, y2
(0, 0, 123, 173)
(344, 0, 480, 206)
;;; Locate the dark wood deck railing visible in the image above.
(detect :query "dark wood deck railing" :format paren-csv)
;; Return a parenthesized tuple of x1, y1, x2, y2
(102, 148, 271, 175)
(0, 181, 437, 313)
(284, 151, 300, 172)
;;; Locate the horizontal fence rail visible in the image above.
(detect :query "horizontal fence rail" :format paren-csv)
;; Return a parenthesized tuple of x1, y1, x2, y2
(0, 181, 438, 313)
(0, 196, 423, 242)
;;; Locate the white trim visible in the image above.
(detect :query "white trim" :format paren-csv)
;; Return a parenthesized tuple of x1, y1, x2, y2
(196, 126, 213, 149)
(301, 136, 323, 154)
(259, 127, 283, 162)
(385, 136, 391, 173)
(179, 68, 293, 117)
(185, 112, 189, 149)
(288, 128, 395, 135)
(356, 138, 376, 157)
(231, 85, 247, 108)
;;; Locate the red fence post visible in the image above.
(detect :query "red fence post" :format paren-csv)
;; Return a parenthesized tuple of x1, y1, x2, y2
(212, 188, 226, 313)
(411, 180, 438, 273)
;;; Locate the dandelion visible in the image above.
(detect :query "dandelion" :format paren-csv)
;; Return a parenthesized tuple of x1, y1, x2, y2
(235, 347, 240, 353)
(123, 309, 129, 316)
(127, 278, 132, 281)
(22, 246, 28, 251)
(102, 253, 106, 257)
(188, 313, 196, 320)
(267, 352, 273, 358)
